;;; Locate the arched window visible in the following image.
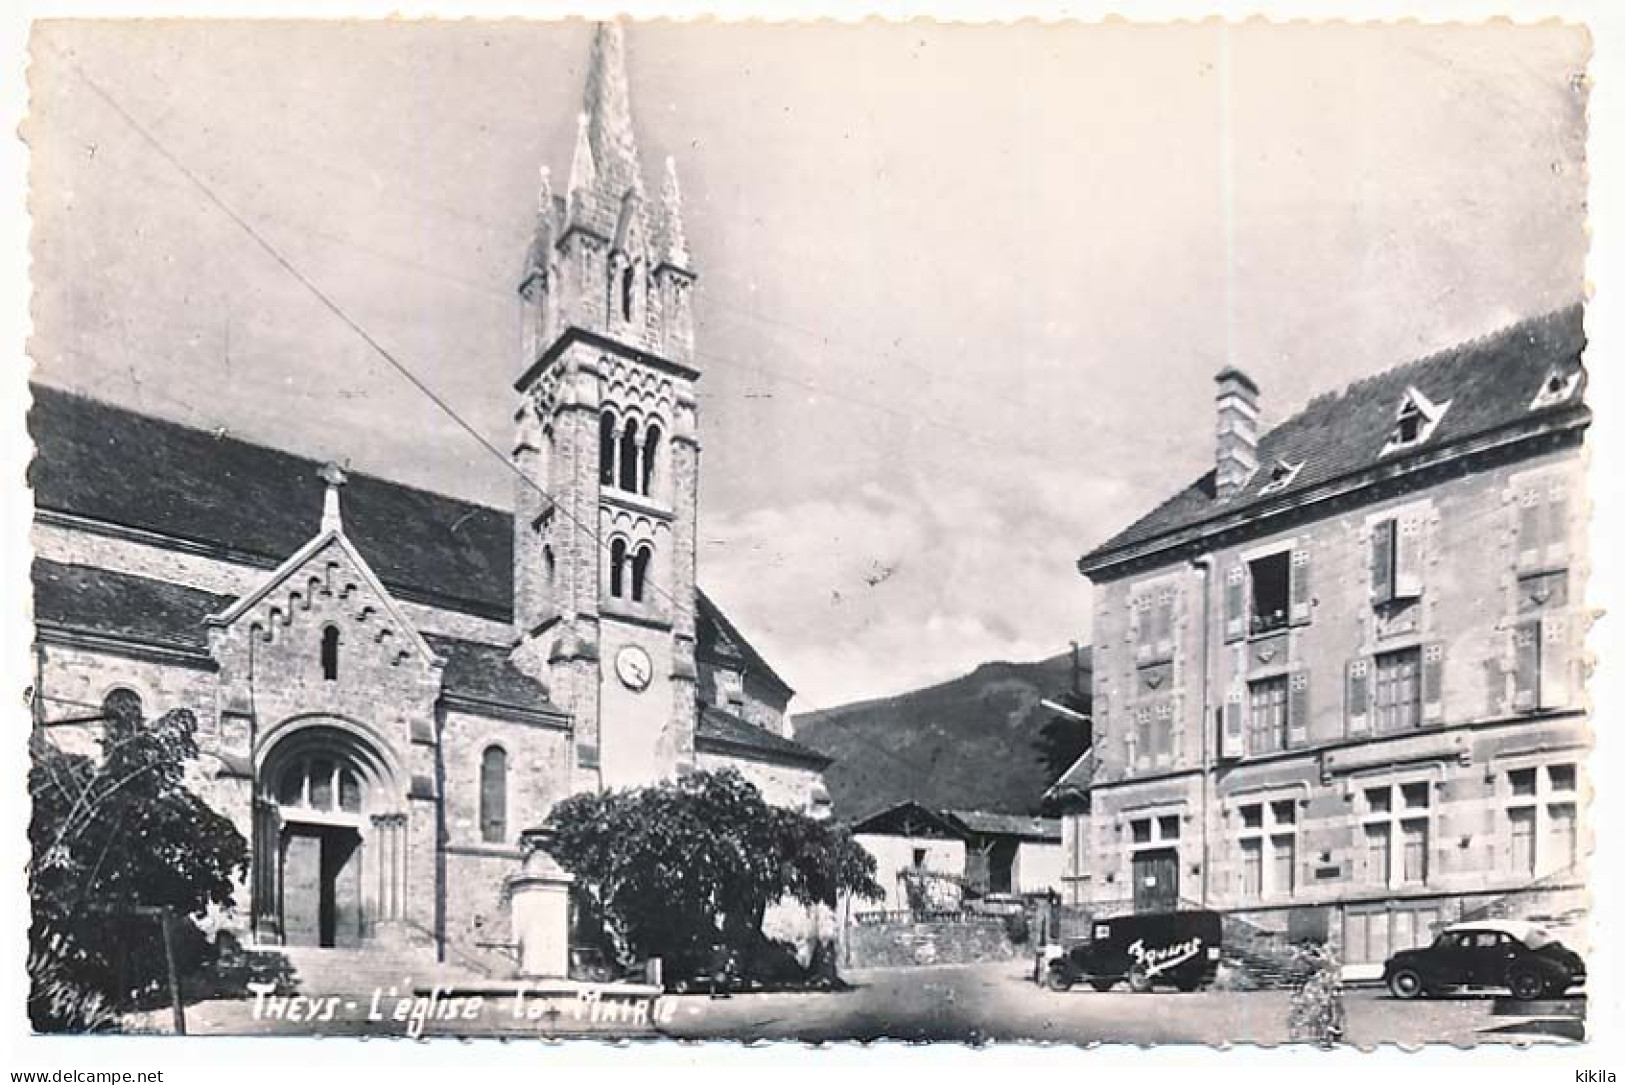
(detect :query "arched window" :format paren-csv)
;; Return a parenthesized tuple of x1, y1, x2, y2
(641, 423, 661, 497)
(609, 538, 627, 599)
(619, 418, 640, 492)
(542, 544, 556, 588)
(274, 757, 364, 814)
(480, 746, 508, 843)
(101, 688, 143, 728)
(599, 411, 618, 487)
(631, 544, 653, 603)
(620, 264, 636, 321)
(321, 626, 340, 681)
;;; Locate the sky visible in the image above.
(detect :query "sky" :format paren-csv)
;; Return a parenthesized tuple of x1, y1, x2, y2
(24, 20, 1589, 710)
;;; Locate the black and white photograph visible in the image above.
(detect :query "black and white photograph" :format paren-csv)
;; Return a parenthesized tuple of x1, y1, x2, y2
(7, 9, 1613, 1055)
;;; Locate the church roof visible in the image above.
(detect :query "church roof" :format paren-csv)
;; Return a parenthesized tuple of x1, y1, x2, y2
(31, 558, 559, 716)
(29, 383, 513, 620)
(29, 384, 793, 722)
(422, 633, 563, 719)
(33, 557, 223, 655)
(697, 705, 830, 770)
(1080, 305, 1590, 576)
(696, 590, 794, 698)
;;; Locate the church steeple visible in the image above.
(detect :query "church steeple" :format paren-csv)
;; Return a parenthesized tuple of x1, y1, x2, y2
(511, 20, 703, 793)
(582, 22, 643, 203)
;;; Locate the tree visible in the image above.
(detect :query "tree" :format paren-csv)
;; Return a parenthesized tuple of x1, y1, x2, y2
(28, 701, 249, 1031)
(544, 768, 881, 982)
(1034, 687, 1091, 781)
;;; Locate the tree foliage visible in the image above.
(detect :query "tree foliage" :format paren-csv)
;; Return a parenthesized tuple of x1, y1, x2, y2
(28, 703, 249, 1031)
(544, 768, 881, 979)
(1034, 687, 1091, 781)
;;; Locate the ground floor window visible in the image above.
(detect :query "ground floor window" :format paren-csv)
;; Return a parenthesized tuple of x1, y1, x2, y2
(1505, 762, 1580, 878)
(1361, 781, 1431, 889)
(1235, 798, 1297, 899)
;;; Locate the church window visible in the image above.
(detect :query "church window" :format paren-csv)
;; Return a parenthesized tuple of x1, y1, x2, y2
(631, 543, 653, 603)
(339, 768, 362, 813)
(480, 746, 508, 844)
(609, 538, 628, 599)
(101, 687, 143, 728)
(308, 758, 335, 809)
(321, 625, 340, 681)
(619, 419, 640, 492)
(641, 423, 661, 497)
(277, 764, 305, 807)
(543, 545, 557, 588)
(620, 264, 636, 321)
(599, 411, 618, 487)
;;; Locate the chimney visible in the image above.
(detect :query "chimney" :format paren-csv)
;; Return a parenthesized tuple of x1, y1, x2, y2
(1214, 367, 1260, 500)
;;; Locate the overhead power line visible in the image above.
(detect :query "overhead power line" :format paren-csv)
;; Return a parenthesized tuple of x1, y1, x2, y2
(45, 44, 988, 796)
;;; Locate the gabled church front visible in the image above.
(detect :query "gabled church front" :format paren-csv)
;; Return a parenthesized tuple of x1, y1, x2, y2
(28, 23, 830, 968)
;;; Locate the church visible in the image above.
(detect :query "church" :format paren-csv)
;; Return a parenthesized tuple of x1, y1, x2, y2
(27, 23, 831, 968)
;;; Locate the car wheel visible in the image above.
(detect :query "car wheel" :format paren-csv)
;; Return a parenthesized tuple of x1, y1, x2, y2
(1128, 966, 1154, 994)
(1044, 968, 1073, 992)
(1508, 969, 1546, 1001)
(1088, 978, 1116, 993)
(1387, 968, 1424, 1000)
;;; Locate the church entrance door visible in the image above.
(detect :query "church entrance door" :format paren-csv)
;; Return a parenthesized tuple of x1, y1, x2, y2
(280, 823, 363, 948)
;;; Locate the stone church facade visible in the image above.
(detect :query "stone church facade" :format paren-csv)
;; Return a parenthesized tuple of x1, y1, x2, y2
(28, 23, 830, 968)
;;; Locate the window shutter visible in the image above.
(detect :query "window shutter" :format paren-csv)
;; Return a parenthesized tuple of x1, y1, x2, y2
(1155, 589, 1176, 660)
(1421, 642, 1446, 724)
(1545, 482, 1570, 569)
(1513, 619, 1541, 712)
(1287, 670, 1310, 747)
(1371, 520, 1396, 605)
(1517, 488, 1544, 569)
(1220, 693, 1246, 760)
(1346, 658, 1370, 737)
(1224, 567, 1246, 642)
(1289, 548, 1313, 626)
(1395, 515, 1424, 599)
(1539, 615, 1572, 710)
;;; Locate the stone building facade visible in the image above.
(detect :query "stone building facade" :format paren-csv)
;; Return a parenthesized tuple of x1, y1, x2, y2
(28, 23, 830, 969)
(1063, 307, 1591, 969)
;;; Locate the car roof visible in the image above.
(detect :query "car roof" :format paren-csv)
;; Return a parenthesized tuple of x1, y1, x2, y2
(1444, 919, 1544, 940)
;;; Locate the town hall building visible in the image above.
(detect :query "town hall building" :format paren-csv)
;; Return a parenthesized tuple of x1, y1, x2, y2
(27, 23, 830, 970)
(1064, 306, 1591, 972)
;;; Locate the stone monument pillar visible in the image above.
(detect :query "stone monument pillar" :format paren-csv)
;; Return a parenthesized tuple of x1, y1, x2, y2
(509, 828, 576, 979)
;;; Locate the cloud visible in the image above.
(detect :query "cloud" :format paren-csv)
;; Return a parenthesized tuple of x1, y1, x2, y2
(699, 456, 1130, 709)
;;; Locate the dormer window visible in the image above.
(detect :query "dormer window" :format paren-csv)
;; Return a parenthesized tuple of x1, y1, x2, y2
(1530, 366, 1583, 411)
(1257, 459, 1304, 496)
(1380, 387, 1450, 457)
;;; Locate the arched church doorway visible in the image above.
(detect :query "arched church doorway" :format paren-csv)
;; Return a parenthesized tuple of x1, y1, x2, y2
(255, 722, 405, 948)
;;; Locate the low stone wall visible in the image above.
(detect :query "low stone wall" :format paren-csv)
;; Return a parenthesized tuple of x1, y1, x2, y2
(842, 917, 1019, 969)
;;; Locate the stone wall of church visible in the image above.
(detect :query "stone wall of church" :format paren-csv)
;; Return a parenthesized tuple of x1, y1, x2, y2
(695, 749, 824, 814)
(438, 708, 573, 848)
(437, 706, 572, 970)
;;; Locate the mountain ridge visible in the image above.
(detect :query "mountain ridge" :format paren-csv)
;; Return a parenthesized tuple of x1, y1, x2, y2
(792, 648, 1090, 824)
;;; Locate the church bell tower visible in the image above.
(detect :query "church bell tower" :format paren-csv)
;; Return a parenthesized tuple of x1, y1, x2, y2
(510, 22, 701, 793)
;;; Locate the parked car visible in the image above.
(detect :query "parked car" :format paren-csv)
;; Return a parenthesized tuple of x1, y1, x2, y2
(1037, 910, 1222, 993)
(1382, 920, 1586, 1001)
